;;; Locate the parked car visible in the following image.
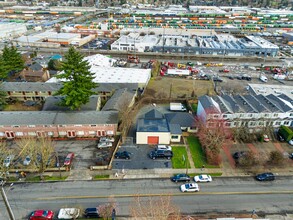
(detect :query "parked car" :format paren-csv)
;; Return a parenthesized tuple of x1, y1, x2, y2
(212, 76, 223, 82)
(289, 153, 293, 160)
(149, 150, 173, 160)
(58, 208, 80, 219)
(99, 137, 115, 142)
(23, 156, 31, 166)
(156, 145, 172, 151)
(114, 151, 131, 159)
(263, 134, 270, 142)
(171, 174, 190, 182)
(255, 172, 275, 181)
(232, 151, 246, 160)
(194, 174, 212, 183)
(97, 142, 113, 149)
(29, 210, 54, 220)
(180, 183, 199, 192)
(289, 139, 293, 146)
(276, 133, 285, 142)
(64, 153, 74, 166)
(84, 207, 100, 218)
(3, 155, 14, 168)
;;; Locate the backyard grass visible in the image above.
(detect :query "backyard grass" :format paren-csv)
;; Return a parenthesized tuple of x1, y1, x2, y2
(187, 136, 219, 168)
(94, 174, 110, 180)
(171, 146, 191, 169)
(191, 103, 198, 112)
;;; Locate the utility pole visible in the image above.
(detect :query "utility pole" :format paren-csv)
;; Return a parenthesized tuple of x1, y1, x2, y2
(0, 181, 16, 220)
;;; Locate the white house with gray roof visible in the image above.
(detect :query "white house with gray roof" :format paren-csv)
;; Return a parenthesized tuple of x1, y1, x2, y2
(197, 94, 293, 129)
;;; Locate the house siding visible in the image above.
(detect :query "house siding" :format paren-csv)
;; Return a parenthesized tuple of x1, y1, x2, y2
(136, 132, 170, 145)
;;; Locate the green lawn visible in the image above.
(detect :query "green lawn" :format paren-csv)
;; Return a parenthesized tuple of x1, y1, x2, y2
(94, 174, 110, 180)
(171, 146, 191, 169)
(25, 175, 67, 182)
(187, 136, 218, 168)
(191, 103, 198, 112)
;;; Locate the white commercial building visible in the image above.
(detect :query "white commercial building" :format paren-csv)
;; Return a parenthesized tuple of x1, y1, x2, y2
(47, 54, 151, 89)
(0, 23, 27, 40)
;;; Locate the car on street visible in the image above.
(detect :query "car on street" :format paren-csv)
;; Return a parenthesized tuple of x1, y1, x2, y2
(255, 172, 275, 181)
(99, 136, 115, 142)
(64, 153, 74, 166)
(84, 207, 100, 218)
(232, 151, 246, 160)
(23, 156, 31, 166)
(114, 151, 131, 159)
(194, 174, 212, 183)
(97, 142, 113, 149)
(29, 210, 54, 220)
(263, 134, 270, 142)
(171, 174, 190, 182)
(3, 155, 14, 168)
(156, 145, 172, 151)
(149, 149, 173, 160)
(180, 183, 199, 192)
(58, 208, 80, 219)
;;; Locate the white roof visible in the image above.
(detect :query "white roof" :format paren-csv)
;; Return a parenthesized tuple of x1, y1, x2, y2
(46, 54, 151, 85)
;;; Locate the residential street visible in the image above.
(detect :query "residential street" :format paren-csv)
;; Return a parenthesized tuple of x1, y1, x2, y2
(1, 177, 293, 219)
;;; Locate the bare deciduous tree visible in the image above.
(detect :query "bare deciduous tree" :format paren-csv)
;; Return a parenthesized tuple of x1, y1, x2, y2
(0, 142, 13, 180)
(130, 195, 181, 220)
(267, 150, 285, 167)
(97, 196, 117, 220)
(16, 137, 55, 178)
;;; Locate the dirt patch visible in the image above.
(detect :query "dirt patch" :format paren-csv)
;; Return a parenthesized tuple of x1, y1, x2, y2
(146, 77, 215, 99)
(4, 102, 43, 111)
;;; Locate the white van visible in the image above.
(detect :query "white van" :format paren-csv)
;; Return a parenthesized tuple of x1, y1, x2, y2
(260, 75, 268, 83)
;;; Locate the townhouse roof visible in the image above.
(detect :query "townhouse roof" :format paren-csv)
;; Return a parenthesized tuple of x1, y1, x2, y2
(242, 94, 269, 113)
(266, 94, 293, 112)
(255, 94, 283, 113)
(30, 63, 43, 71)
(165, 112, 196, 128)
(221, 95, 242, 113)
(101, 88, 135, 111)
(1, 82, 63, 92)
(232, 95, 258, 113)
(0, 111, 118, 126)
(1, 82, 138, 93)
(198, 95, 220, 113)
(136, 118, 170, 132)
(212, 96, 233, 114)
(42, 96, 100, 111)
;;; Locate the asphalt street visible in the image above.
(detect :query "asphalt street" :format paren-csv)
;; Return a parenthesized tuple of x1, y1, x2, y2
(1, 177, 293, 219)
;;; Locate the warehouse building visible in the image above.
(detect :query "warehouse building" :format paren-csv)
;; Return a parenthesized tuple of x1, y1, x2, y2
(0, 22, 27, 40)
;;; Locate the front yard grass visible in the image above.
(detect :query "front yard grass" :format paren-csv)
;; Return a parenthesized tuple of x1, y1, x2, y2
(171, 146, 191, 169)
(94, 174, 110, 180)
(187, 136, 219, 168)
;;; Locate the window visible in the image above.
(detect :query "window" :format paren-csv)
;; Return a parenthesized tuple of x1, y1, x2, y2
(223, 115, 227, 118)
(89, 131, 96, 135)
(48, 132, 53, 136)
(91, 125, 97, 127)
(290, 113, 293, 117)
(264, 114, 269, 117)
(74, 125, 82, 127)
(275, 121, 281, 125)
(15, 132, 23, 136)
(58, 125, 66, 127)
(273, 114, 278, 117)
(13, 125, 20, 128)
(248, 114, 253, 117)
(258, 121, 264, 126)
(171, 135, 179, 139)
(224, 122, 231, 127)
(239, 114, 244, 117)
(28, 125, 36, 128)
(284, 121, 290, 125)
(249, 122, 256, 126)
(28, 132, 36, 136)
(213, 115, 219, 119)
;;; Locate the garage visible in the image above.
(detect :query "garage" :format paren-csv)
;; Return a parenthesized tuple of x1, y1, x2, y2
(148, 136, 159, 144)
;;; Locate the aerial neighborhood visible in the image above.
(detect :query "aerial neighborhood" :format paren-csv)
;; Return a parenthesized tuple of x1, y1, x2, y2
(0, 0, 293, 219)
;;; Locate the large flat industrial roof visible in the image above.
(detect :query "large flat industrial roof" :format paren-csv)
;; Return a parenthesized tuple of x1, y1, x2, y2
(248, 83, 293, 99)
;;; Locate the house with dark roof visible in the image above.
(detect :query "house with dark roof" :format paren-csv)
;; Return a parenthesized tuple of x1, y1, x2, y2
(20, 63, 50, 82)
(136, 109, 196, 144)
(101, 88, 136, 112)
(0, 111, 118, 139)
(198, 94, 293, 129)
(42, 95, 101, 111)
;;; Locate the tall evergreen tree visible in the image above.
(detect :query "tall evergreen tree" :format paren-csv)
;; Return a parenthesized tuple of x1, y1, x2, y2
(1, 46, 24, 79)
(55, 47, 97, 110)
(0, 82, 7, 110)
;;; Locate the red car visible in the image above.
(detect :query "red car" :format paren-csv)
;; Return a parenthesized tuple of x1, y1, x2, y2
(64, 153, 74, 166)
(29, 210, 54, 220)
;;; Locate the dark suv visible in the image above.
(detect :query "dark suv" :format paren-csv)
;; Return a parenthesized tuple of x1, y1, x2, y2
(84, 208, 100, 218)
(171, 174, 190, 182)
(149, 150, 173, 160)
(255, 172, 275, 181)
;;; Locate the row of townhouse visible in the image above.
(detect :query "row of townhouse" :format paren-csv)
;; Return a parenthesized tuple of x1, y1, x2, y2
(197, 93, 293, 129)
(0, 111, 118, 139)
(1, 82, 139, 102)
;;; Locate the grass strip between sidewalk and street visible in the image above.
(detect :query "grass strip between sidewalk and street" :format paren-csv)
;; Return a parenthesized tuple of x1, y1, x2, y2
(94, 174, 110, 180)
(171, 146, 191, 169)
(187, 136, 218, 168)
